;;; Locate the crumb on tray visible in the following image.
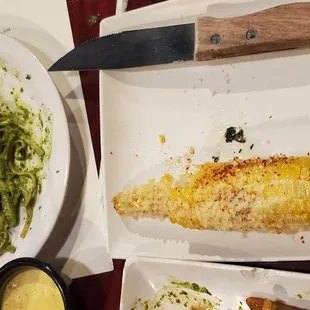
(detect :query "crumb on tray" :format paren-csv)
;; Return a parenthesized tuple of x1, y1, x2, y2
(88, 14, 100, 25)
(159, 134, 166, 144)
(189, 147, 195, 155)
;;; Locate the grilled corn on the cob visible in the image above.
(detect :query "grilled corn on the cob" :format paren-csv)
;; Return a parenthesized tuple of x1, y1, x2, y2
(112, 156, 310, 233)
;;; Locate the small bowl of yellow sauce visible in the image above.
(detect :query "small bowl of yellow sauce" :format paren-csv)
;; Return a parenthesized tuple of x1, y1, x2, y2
(0, 257, 71, 310)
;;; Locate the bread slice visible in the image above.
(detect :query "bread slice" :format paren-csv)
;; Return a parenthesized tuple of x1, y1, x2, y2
(113, 156, 310, 233)
(246, 297, 307, 310)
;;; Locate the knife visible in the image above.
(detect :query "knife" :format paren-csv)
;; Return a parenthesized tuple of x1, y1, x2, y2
(49, 2, 310, 71)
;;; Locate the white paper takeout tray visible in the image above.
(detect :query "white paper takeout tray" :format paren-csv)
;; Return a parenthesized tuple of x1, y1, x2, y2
(121, 256, 310, 310)
(99, 0, 310, 261)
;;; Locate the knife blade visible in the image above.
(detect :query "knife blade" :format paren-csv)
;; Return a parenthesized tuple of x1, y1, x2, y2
(50, 23, 195, 71)
(49, 2, 310, 71)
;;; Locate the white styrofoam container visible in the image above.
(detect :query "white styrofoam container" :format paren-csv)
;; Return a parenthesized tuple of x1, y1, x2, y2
(99, 0, 310, 261)
(121, 256, 310, 310)
(116, 0, 128, 15)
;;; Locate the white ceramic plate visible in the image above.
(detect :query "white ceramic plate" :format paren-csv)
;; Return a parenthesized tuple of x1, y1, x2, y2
(100, 0, 310, 261)
(0, 34, 70, 264)
(121, 256, 310, 310)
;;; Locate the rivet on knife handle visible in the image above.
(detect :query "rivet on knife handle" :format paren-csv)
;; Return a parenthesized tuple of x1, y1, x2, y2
(195, 2, 310, 61)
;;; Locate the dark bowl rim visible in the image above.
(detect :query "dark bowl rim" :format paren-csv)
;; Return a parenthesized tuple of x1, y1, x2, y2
(0, 257, 71, 310)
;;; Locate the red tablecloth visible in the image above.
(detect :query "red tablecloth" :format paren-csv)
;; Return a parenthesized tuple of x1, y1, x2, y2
(65, 1, 310, 309)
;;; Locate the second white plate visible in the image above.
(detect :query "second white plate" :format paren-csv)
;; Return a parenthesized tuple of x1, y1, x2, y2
(121, 256, 310, 310)
(100, 0, 310, 261)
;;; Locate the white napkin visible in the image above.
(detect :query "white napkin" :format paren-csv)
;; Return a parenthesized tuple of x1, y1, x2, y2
(0, 0, 113, 278)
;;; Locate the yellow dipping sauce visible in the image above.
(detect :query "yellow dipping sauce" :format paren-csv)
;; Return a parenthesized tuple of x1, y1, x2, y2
(1, 267, 65, 310)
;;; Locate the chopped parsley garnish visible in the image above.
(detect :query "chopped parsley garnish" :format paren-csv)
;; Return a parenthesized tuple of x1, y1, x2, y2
(225, 126, 246, 143)
(171, 280, 212, 295)
(212, 156, 219, 163)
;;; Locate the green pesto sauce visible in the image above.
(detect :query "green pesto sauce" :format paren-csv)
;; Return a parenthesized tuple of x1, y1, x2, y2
(0, 58, 7, 73)
(12, 69, 20, 80)
(225, 126, 246, 144)
(171, 280, 212, 295)
(0, 60, 52, 254)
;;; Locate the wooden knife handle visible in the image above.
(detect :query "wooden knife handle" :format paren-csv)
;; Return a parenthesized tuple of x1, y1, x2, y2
(195, 2, 310, 61)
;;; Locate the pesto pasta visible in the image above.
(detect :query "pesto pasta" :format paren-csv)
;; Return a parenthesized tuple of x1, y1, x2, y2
(0, 110, 45, 254)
